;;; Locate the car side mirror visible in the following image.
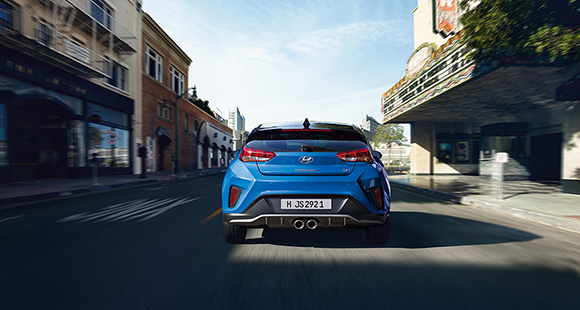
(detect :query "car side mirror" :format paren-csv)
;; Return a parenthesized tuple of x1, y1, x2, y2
(372, 150, 382, 159)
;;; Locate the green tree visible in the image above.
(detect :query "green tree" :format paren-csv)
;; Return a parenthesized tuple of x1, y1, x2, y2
(190, 98, 215, 117)
(371, 124, 407, 167)
(459, 0, 580, 63)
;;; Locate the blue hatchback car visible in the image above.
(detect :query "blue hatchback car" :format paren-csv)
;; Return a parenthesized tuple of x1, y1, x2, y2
(221, 119, 391, 244)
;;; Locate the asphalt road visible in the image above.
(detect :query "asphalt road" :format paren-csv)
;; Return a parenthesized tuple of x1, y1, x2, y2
(1, 173, 579, 310)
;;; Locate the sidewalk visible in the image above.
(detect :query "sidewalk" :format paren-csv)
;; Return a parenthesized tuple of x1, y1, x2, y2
(389, 174, 580, 234)
(0, 168, 227, 209)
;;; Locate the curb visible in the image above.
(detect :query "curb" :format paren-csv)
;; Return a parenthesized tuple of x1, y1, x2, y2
(0, 170, 227, 210)
(390, 181, 580, 234)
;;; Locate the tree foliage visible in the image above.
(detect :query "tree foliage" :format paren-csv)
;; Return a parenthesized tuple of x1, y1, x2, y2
(190, 98, 215, 117)
(372, 124, 407, 166)
(459, 0, 580, 63)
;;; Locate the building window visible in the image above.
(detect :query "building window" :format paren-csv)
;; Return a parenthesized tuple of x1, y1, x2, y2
(157, 102, 172, 121)
(0, 0, 14, 30)
(170, 66, 185, 95)
(184, 115, 189, 132)
(105, 58, 128, 91)
(91, 0, 112, 29)
(147, 46, 163, 82)
(37, 21, 53, 46)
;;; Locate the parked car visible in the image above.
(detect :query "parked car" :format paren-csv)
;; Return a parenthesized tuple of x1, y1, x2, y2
(221, 119, 391, 244)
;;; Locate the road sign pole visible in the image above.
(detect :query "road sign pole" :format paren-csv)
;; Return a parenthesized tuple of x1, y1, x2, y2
(495, 152, 508, 200)
(498, 162, 503, 200)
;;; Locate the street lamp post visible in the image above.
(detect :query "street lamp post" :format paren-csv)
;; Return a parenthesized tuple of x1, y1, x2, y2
(162, 86, 197, 175)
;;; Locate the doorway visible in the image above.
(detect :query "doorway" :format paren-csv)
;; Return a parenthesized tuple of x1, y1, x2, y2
(531, 133, 562, 180)
(9, 100, 71, 180)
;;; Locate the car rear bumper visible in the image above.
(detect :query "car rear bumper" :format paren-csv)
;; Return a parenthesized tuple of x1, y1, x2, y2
(223, 195, 388, 228)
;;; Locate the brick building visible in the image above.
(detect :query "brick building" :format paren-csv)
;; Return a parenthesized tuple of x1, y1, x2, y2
(141, 13, 232, 173)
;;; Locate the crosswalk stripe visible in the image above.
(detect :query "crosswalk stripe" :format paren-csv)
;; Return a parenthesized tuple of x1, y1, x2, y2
(57, 197, 198, 223)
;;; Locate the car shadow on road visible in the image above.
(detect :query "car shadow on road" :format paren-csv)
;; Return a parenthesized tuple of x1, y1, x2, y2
(243, 211, 541, 249)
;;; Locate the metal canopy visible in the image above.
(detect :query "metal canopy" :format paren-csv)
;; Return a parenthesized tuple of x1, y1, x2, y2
(387, 65, 570, 123)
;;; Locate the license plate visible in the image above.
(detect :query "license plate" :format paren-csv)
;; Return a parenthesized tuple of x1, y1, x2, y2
(281, 199, 332, 210)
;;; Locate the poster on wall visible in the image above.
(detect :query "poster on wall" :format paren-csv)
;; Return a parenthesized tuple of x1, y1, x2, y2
(433, 0, 459, 37)
(456, 141, 469, 162)
(438, 142, 452, 162)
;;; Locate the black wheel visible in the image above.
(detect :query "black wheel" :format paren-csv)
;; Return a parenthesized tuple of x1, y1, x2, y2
(365, 217, 390, 245)
(223, 221, 247, 244)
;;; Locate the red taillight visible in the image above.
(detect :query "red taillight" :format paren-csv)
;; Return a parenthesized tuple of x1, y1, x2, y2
(279, 129, 332, 132)
(240, 146, 276, 162)
(373, 187, 383, 208)
(336, 147, 373, 163)
(229, 186, 242, 208)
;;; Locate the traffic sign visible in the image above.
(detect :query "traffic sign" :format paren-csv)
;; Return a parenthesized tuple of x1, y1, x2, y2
(496, 152, 509, 163)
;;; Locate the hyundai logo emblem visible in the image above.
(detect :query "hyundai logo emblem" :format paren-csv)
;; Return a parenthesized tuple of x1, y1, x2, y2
(298, 156, 314, 164)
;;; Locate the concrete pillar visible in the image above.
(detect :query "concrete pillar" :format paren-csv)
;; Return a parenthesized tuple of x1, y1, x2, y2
(562, 102, 580, 194)
(410, 121, 434, 175)
(197, 144, 202, 170)
(207, 147, 212, 168)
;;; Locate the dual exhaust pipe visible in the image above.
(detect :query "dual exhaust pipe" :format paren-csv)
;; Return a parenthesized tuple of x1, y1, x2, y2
(293, 219, 318, 230)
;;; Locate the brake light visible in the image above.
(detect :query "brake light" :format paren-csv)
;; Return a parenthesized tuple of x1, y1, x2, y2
(229, 186, 242, 208)
(280, 129, 332, 132)
(240, 146, 276, 162)
(336, 147, 373, 163)
(373, 187, 383, 209)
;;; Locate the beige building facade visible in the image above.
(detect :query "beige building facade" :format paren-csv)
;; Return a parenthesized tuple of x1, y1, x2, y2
(1, 0, 141, 182)
(382, 0, 580, 194)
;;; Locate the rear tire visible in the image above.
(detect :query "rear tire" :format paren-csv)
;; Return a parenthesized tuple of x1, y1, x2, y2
(223, 221, 247, 244)
(365, 217, 390, 245)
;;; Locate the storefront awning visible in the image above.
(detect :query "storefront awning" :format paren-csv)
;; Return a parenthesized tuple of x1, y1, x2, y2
(198, 121, 234, 150)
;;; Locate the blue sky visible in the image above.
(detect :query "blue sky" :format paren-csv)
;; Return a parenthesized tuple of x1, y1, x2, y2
(143, 0, 416, 136)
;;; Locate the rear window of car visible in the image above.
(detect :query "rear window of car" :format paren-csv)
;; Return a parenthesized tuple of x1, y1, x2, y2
(246, 129, 367, 152)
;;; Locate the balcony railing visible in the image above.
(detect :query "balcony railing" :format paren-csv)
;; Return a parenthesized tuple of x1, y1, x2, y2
(1, 21, 109, 78)
(65, 0, 137, 53)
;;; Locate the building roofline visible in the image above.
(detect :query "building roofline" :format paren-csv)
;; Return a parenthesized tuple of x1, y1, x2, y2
(142, 13, 192, 65)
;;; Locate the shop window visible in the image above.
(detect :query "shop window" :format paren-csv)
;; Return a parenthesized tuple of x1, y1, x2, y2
(170, 66, 184, 95)
(0, 104, 7, 166)
(481, 122, 529, 159)
(146, 46, 163, 82)
(67, 120, 86, 167)
(88, 123, 129, 168)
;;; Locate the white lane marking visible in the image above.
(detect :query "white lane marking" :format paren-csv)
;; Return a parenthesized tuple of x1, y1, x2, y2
(57, 197, 199, 223)
(98, 199, 172, 222)
(116, 198, 177, 221)
(0, 215, 25, 223)
(138, 197, 199, 222)
(57, 200, 147, 223)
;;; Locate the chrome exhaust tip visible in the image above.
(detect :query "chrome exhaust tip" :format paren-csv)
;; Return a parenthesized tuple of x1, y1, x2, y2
(293, 219, 305, 230)
(306, 219, 318, 230)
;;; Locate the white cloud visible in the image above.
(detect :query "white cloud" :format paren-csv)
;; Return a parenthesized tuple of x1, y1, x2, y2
(289, 20, 404, 54)
(142, 0, 415, 138)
